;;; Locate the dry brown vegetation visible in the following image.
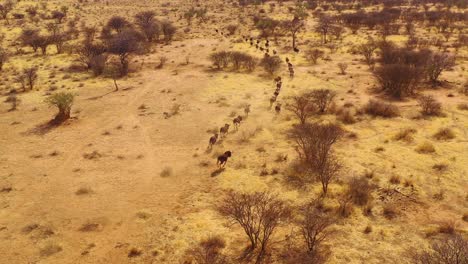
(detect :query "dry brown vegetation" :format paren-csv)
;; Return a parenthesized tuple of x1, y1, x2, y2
(0, 0, 466, 263)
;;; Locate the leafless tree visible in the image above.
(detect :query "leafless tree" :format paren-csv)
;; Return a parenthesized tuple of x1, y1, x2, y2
(286, 94, 316, 124)
(22, 67, 38, 91)
(299, 200, 335, 255)
(411, 234, 467, 264)
(217, 190, 291, 262)
(315, 16, 333, 44)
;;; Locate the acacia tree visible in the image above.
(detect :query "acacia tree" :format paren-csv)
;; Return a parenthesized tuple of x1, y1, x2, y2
(106, 16, 128, 33)
(108, 29, 142, 76)
(77, 41, 107, 75)
(217, 191, 291, 262)
(283, 17, 305, 50)
(134, 11, 160, 43)
(45, 92, 75, 124)
(316, 16, 333, 44)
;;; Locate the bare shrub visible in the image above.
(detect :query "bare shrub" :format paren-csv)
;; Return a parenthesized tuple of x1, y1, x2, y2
(298, 200, 334, 259)
(426, 52, 455, 85)
(305, 48, 325, 64)
(309, 89, 336, 113)
(161, 20, 177, 43)
(394, 128, 417, 142)
(217, 190, 291, 261)
(374, 64, 422, 99)
(337, 63, 348, 75)
(185, 236, 228, 264)
(433, 128, 455, 140)
(347, 177, 373, 206)
(260, 55, 282, 76)
(383, 204, 398, 219)
(411, 234, 467, 264)
(289, 122, 344, 195)
(363, 99, 400, 118)
(416, 141, 436, 154)
(358, 39, 377, 67)
(209, 51, 230, 70)
(418, 95, 442, 116)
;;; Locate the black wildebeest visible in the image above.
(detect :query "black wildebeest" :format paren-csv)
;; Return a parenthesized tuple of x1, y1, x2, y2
(275, 103, 282, 114)
(208, 133, 218, 149)
(220, 124, 230, 138)
(217, 151, 232, 168)
(233, 115, 243, 130)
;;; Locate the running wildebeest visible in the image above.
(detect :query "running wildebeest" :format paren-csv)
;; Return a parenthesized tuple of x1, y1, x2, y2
(233, 115, 243, 130)
(220, 124, 230, 137)
(276, 81, 282, 90)
(208, 133, 218, 149)
(217, 151, 232, 168)
(275, 103, 282, 114)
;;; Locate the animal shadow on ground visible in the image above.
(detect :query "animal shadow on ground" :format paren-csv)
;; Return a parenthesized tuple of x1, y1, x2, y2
(211, 168, 225, 177)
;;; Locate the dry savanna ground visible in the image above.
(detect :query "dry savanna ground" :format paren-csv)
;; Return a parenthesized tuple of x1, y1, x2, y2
(0, 0, 467, 263)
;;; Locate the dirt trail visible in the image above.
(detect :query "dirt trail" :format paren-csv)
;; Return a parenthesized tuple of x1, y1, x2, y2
(0, 41, 243, 262)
